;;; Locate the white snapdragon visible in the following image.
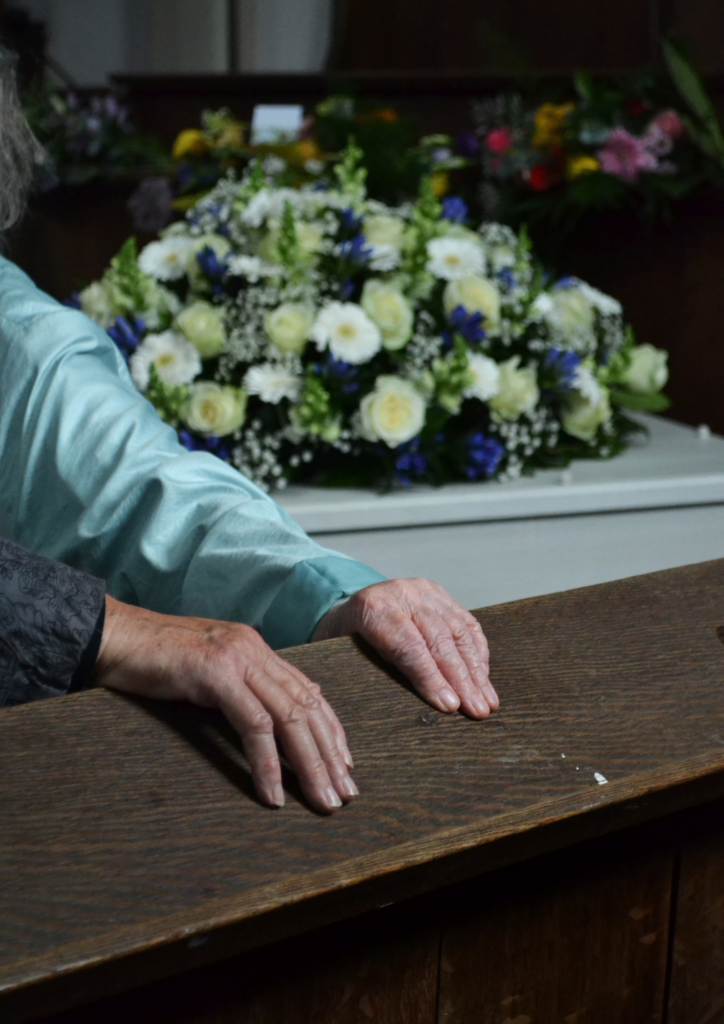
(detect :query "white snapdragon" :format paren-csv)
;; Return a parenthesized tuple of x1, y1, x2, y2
(488, 356, 539, 422)
(244, 363, 301, 404)
(130, 331, 202, 391)
(427, 237, 485, 280)
(361, 280, 414, 351)
(79, 280, 118, 329)
(183, 382, 247, 436)
(360, 376, 426, 447)
(311, 302, 382, 364)
(139, 237, 196, 281)
(464, 354, 501, 401)
(264, 303, 314, 355)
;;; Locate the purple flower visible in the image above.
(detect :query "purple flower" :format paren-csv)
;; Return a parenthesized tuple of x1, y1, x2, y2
(448, 305, 487, 344)
(543, 348, 582, 392)
(339, 234, 372, 265)
(597, 128, 657, 183)
(340, 207, 363, 233)
(128, 177, 174, 234)
(179, 430, 230, 461)
(107, 316, 146, 361)
(465, 433, 505, 480)
(441, 196, 469, 223)
(395, 439, 427, 486)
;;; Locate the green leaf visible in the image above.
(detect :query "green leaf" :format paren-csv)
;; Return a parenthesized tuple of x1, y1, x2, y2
(611, 390, 671, 412)
(662, 38, 724, 163)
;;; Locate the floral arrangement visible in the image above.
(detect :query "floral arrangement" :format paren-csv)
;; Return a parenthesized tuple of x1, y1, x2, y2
(25, 86, 168, 188)
(473, 42, 724, 246)
(76, 146, 669, 492)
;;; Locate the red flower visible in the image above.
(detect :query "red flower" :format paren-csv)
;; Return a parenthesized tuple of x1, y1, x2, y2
(529, 164, 560, 191)
(624, 97, 650, 117)
(486, 126, 513, 154)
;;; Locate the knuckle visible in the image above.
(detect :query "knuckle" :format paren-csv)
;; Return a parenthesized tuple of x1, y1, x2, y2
(279, 701, 309, 728)
(246, 708, 274, 735)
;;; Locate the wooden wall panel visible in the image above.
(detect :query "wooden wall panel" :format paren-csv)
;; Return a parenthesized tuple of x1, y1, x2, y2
(667, 830, 724, 1024)
(438, 853, 674, 1024)
(332, 0, 654, 72)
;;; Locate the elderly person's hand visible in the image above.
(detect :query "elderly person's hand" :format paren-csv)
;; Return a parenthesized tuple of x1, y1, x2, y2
(96, 579, 496, 815)
(312, 578, 497, 719)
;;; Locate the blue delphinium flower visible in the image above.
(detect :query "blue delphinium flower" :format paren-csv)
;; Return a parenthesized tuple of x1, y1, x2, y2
(179, 429, 230, 461)
(498, 267, 517, 291)
(322, 356, 360, 394)
(441, 196, 469, 224)
(340, 207, 363, 233)
(394, 438, 427, 486)
(108, 315, 146, 362)
(339, 234, 372, 265)
(543, 348, 582, 391)
(197, 246, 228, 296)
(466, 433, 505, 480)
(448, 304, 487, 344)
(341, 278, 356, 301)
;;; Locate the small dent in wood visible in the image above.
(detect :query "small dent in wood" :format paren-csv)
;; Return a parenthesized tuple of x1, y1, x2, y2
(639, 931, 658, 945)
(716, 624, 724, 646)
(629, 906, 649, 920)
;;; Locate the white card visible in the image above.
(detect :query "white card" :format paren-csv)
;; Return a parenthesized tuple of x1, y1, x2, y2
(251, 105, 305, 144)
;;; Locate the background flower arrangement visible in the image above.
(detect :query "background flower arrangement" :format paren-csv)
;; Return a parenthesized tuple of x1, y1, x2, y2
(473, 41, 724, 254)
(76, 145, 669, 493)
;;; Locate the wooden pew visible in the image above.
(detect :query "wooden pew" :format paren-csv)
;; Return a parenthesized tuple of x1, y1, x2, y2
(2, 559, 724, 1023)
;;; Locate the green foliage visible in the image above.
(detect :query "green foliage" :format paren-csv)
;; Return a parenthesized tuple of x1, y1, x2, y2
(431, 337, 473, 414)
(611, 390, 671, 412)
(334, 139, 368, 206)
(663, 38, 724, 167)
(105, 238, 151, 313)
(277, 201, 302, 270)
(293, 375, 341, 441)
(146, 365, 190, 425)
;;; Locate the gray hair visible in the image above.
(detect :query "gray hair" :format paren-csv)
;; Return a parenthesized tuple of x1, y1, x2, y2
(0, 46, 45, 230)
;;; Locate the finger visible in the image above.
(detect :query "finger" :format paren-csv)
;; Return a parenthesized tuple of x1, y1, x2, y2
(246, 660, 355, 813)
(442, 610, 499, 712)
(286, 661, 355, 769)
(357, 611, 462, 714)
(215, 685, 285, 809)
(413, 609, 491, 719)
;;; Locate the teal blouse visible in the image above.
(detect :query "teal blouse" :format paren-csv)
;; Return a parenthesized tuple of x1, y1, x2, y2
(0, 256, 384, 649)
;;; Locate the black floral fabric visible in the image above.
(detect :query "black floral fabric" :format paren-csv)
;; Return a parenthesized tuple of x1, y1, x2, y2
(0, 539, 106, 707)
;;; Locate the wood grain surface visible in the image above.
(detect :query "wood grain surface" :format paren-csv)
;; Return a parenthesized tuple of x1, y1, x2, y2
(3, 560, 724, 1021)
(668, 827, 724, 1024)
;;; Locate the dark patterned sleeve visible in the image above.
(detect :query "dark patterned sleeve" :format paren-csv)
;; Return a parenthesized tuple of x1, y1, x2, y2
(0, 539, 106, 708)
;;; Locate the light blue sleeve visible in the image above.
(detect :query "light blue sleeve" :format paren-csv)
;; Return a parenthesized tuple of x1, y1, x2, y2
(0, 256, 385, 648)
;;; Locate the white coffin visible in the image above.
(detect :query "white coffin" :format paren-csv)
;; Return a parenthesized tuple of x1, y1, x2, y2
(277, 415, 724, 611)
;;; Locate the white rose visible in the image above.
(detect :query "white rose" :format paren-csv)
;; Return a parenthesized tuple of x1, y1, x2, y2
(182, 382, 247, 437)
(79, 281, 118, 328)
(562, 388, 612, 441)
(464, 353, 501, 401)
(443, 275, 501, 332)
(264, 303, 314, 355)
(488, 356, 539, 422)
(175, 300, 226, 359)
(622, 344, 669, 393)
(360, 376, 426, 448)
(552, 288, 595, 335)
(360, 280, 414, 351)
(363, 214, 406, 251)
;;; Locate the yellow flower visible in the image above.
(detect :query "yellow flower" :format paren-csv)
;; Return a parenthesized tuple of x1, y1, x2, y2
(216, 122, 244, 150)
(532, 102, 574, 149)
(172, 129, 209, 161)
(566, 154, 601, 179)
(430, 171, 450, 198)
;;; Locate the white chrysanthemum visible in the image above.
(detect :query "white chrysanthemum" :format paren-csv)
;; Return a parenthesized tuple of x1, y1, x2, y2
(130, 331, 201, 391)
(464, 354, 501, 402)
(571, 364, 602, 404)
(360, 376, 426, 448)
(139, 237, 196, 281)
(369, 244, 401, 272)
(426, 236, 485, 280)
(239, 188, 277, 228)
(244, 363, 301, 404)
(311, 302, 382, 364)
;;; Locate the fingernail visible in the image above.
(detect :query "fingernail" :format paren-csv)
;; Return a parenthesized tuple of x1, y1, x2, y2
(340, 775, 359, 799)
(440, 688, 460, 712)
(325, 786, 343, 809)
(341, 743, 354, 769)
(469, 695, 489, 717)
(272, 784, 285, 808)
(486, 686, 500, 709)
